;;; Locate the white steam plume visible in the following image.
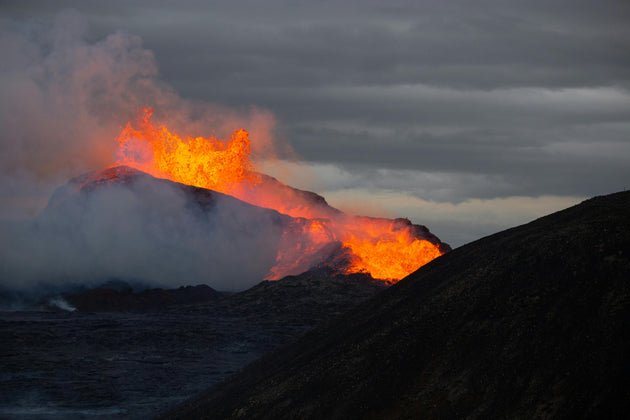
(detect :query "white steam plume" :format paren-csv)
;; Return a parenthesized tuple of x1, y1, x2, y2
(0, 9, 277, 220)
(0, 10, 281, 296)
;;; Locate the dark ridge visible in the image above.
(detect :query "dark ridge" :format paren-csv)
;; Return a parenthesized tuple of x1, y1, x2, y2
(64, 284, 222, 312)
(174, 270, 388, 325)
(159, 191, 630, 419)
(45, 165, 280, 219)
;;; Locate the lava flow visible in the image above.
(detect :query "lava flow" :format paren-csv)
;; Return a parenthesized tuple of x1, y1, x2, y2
(115, 109, 448, 282)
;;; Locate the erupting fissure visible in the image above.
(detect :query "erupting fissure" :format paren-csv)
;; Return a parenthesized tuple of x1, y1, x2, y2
(114, 108, 447, 282)
(116, 109, 256, 193)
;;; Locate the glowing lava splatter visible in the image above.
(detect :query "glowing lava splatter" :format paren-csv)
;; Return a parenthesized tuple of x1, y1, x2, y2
(116, 109, 256, 193)
(115, 109, 448, 282)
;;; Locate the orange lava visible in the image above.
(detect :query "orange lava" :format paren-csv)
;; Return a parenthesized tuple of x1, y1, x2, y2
(338, 217, 444, 280)
(116, 109, 256, 194)
(115, 109, 446, 281)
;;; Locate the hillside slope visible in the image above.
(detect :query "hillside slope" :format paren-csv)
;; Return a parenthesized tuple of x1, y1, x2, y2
(160, 191, 630, 419)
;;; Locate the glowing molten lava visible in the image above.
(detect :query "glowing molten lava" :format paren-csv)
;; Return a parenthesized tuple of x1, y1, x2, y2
(115, 109, 448, 282)
(338, 217, 444, 280)
(116, 109, 256, 193)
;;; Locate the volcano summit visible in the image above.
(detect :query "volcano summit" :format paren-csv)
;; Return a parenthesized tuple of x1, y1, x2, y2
(1, 164, 448, 296)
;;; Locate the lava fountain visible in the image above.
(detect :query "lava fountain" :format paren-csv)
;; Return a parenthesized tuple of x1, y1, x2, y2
(115, 109, 448, 282)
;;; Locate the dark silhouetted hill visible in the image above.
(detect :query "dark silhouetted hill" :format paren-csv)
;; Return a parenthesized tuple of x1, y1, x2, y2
(159, 191, 630, 419)
(174, 270, 388, 325)
(64, 284, 221, 312)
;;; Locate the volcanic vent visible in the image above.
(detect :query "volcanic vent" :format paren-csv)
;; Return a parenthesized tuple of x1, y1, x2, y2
(112, 109, 449, 282)
(31, 109, 449, 290)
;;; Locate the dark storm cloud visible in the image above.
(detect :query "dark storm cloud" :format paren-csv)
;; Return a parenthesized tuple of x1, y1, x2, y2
(8, 0, 629, 91)
(163, 1, 629, 90)
(75, 0, 626, 204)
(274, 83, 630, 200)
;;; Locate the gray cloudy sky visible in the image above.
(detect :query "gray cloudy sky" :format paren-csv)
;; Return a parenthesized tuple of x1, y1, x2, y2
(2, 0, 629, 247)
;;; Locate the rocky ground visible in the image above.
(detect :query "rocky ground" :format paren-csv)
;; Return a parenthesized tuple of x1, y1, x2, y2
(0, 311, 300, 419)
(0, 272, 386, 419)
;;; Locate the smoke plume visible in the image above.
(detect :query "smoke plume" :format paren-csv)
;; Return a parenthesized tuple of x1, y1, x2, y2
(1, 170, 287, 294)
(0, 10, 280, 297)
(0, 10, 278, 220)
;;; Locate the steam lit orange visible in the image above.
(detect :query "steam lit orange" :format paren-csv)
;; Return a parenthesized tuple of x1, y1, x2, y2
(115, 109, 446, 281)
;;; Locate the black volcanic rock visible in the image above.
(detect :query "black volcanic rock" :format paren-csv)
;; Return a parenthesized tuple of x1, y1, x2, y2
(175, 270, 388, 325)
(159, 191, 630, 419)
(61, 269, 386, 318)
(65, 284, 221, 312)
(0, 273, 388, 418)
